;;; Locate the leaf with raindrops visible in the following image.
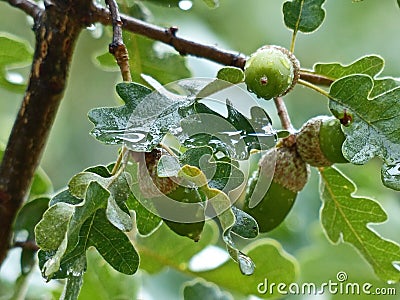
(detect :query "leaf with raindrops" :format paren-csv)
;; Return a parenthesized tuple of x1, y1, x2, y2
(328, 74, 400, 190)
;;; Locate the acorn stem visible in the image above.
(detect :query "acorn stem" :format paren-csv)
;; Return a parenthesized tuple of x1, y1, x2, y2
(274, 97, 294, 131)
(298, 79, 334, 100)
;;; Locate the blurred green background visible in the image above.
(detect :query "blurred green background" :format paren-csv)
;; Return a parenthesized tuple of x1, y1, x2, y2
(1, 0, 400, 299)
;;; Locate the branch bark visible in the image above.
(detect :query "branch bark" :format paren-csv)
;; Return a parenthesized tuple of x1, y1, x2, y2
(0, 0, 93, 265)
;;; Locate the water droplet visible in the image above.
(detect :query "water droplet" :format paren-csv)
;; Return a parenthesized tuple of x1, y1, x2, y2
(6, 72, 24, 84)
(179, 0, 193, 10)
(86, 24, 96, 31)
(386, 164, 400, 176)
(238, 252, 255, 275)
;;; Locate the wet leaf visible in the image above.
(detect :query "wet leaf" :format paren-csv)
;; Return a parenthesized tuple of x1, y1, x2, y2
(328, 74, 400, 190)
(0, 33, 32, 93)
(283, 0, 326, 34)
(88, 82, 152, 145)
(319, 166, 400, 282)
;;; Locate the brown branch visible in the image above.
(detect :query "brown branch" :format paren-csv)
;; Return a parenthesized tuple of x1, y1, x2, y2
(92, 5, 332, 87)
(274, 97, 294, 131)
(92, 4, 247, 69)
(0, 0, 94, 266)
(6, 0, 42, 18)
(106, 0, 131, 82)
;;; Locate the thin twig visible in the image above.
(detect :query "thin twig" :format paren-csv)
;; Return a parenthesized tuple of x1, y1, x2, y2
(92, 4, 333, 87)
(105, 0, 132, 82)
(6, 0, 42, 18)
(298, 79, 333, 99)
(273, 97, 294, 131)
(13, 240, 39, 251)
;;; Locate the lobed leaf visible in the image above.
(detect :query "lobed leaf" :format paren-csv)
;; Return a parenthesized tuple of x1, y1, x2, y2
(313, 55, 385, 81)
(88, 82, 152, 145)
(328, 74, 400, 190)
(216, 67, 244, 84)
(283, 0, 326, 34)
(319, 166, 400, 282)
(0, 33, 32, 93)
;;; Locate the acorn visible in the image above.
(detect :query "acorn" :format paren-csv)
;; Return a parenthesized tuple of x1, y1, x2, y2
(140, 149, 205, 241)
(243, 144, 310, 232)
(244, 45, 300, 100)
(296, 116, 348, 167)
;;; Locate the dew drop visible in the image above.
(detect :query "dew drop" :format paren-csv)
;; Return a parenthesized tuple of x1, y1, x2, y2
(6, 72, 24, 84)
(179, 0, 193, 10)
(238, 252, 255, 275)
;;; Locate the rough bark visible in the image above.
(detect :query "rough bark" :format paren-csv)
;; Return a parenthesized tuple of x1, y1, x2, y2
(0, 1, 93, 265)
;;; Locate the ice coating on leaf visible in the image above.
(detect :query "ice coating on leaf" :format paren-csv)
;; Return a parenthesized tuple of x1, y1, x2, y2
(319, 167, 400, 282)
(329, 74, 400, 190)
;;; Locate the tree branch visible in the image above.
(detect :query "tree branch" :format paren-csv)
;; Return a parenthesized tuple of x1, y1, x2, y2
(6, 0, 42, 18)
(92, 4, 332, 87)
(0, 0, 93, 266)
(274, 97, 294, 131)
(92, 4, 247, 69)
(106, 0, 132, 82)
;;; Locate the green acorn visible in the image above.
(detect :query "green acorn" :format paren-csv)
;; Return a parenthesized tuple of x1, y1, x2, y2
(143, 149, 205, 241)
(243, 144, 310, 232)
(296, 116, 348, 167)
(244, 45, 300, 100)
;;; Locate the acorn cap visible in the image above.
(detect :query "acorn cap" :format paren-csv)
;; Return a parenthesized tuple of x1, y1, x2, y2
(296, 116, 347, 167)
(259, 145, 310, 193)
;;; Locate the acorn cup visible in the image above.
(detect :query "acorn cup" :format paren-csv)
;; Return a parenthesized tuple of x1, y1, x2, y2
(140, 149, 205, 242)
(243, 144, 310, 232)
(244, 45, 300, 100)
(296, 116, 348, 167)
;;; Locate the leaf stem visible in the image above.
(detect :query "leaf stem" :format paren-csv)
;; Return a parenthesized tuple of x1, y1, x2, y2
(290, 31, 297, 54)
(298, 78, 334, 99)
(273, 97, 294, 131)
(111, 146, 127, 176)
(105, 0, 132, 82)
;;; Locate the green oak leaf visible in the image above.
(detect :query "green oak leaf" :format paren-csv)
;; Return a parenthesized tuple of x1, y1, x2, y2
(0, 33, 32, 93)
(35, 202, 74, 251)
(183, 279, 232, 300)
(313, 55, 385, 80)
(179, 101, 276, 160)
(319, 166, 400, 282)
(283, 0, 326, 34)
(312, 55, 400, 97)
(40, 209, 139, 279)
(216, 67, 244, 84)
(328, 74, 400, 190)
(96, 33, 191, 85)
(230, 206, 258, 239)
(68, 170, 133, 232)
(49, 189, 83, 206)
(88, 82, 152, 145)
(14, 197, 49, 274)
(179, 146, 245, 192)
